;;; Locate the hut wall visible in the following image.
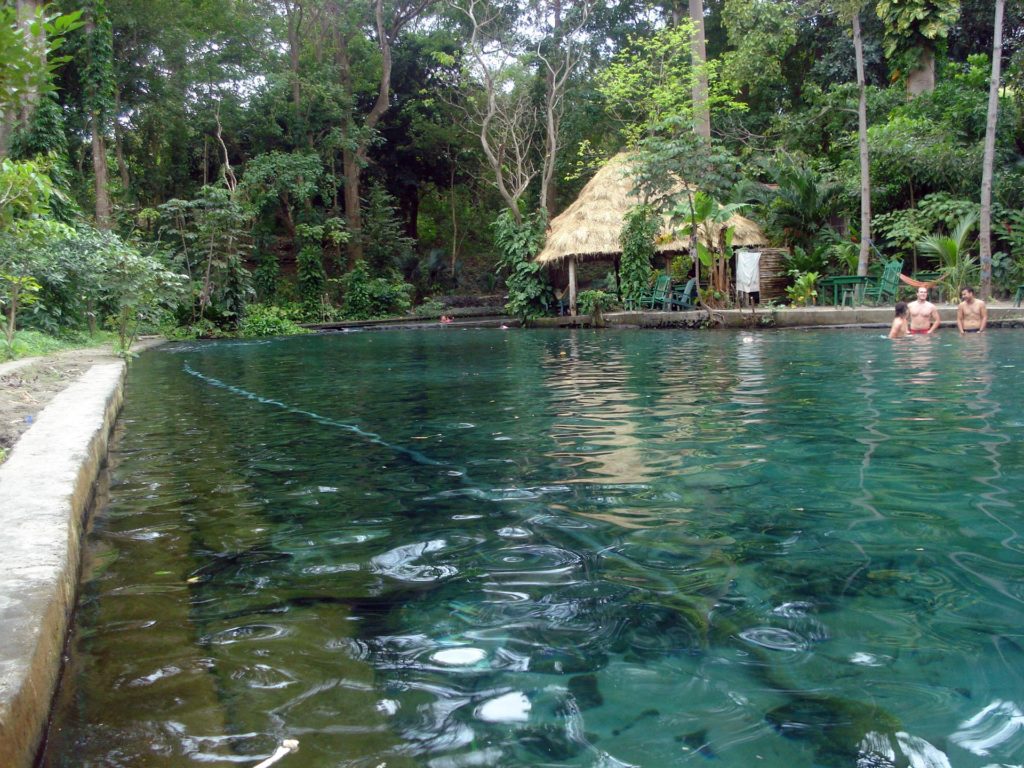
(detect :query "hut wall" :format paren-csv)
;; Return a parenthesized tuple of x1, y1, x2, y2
(757, 248, 789, 300)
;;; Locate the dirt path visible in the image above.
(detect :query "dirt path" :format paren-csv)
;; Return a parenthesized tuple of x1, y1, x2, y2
(0, 345, 127, 460)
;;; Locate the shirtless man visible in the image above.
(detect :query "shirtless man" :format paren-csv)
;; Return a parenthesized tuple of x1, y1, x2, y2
(956, 286, 987, 334)
(908, 286, 940, 334)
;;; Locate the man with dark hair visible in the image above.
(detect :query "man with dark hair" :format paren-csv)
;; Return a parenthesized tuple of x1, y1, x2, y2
(956, 287, 987, 334)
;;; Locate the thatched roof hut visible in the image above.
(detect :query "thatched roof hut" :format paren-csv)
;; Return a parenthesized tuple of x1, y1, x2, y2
(535, 152, 766, 267)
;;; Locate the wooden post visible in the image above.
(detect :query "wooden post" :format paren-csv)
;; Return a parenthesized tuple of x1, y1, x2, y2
(568, 257, 578, 316)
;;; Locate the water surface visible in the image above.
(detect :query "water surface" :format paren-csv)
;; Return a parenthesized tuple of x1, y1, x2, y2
(43, 329, 1024, 767)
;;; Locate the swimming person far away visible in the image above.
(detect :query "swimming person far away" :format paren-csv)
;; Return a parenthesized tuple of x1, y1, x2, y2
(908, 286, 940, 334)
(888, 301, 909, 339)
(956, 286, 987, 334)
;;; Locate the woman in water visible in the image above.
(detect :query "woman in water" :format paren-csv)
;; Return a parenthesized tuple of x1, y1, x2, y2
(888, 301, 909, 339)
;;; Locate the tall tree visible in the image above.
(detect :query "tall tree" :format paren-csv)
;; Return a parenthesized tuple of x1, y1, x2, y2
(80, 0, 115, 228)
(535, 0, 594, 215)
(0, 3, 80, 156)
(331, 0, 433, 267)
(978, 0, 1004, 299)
(851, 2, 872, 275)
(689, 0, 710, 139)
(876, 0, 959, 96)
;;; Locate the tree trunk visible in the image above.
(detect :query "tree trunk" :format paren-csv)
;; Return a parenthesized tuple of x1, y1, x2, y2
(92, 117, 112, 229)
(979, 0, 1004, 299)
(906, 48, 936, 98)
(853, 10, 871, 277)
(113, 90, 131, 193)
(335, 0, 398, 267)
(689, 0, 710, 139)
(0, 1, 44, 155)
(342, 145, 363, 266)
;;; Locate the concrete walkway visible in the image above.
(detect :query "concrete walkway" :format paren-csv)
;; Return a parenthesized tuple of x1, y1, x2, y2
(0, 355, 130, 767)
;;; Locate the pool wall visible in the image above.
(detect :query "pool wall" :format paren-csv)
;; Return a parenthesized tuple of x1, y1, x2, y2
(0, 362, 126, 768)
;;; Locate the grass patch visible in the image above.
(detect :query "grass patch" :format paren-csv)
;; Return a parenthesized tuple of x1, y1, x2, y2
(3, 329, 117, 361)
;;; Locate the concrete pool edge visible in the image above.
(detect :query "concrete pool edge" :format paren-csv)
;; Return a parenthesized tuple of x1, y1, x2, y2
(0, 362, 126, 768)
(531, 304, 1024, 329)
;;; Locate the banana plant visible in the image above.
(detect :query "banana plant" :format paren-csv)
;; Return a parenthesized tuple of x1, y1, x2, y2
(671, 191, 748, 306)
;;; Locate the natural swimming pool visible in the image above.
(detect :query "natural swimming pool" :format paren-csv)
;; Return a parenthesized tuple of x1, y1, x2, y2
(42, 329, 1024, 767)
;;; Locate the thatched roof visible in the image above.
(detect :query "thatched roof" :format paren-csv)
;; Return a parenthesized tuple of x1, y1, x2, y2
(535, 152, 766, 266)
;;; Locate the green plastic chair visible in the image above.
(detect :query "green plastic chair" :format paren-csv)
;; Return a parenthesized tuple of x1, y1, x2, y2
(638, 275, 673, 310)
(669, 277, 697, 310)
(861, 259, 904, 306)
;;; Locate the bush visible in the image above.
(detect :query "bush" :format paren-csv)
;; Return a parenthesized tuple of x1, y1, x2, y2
(493, 210, 549, 322)
(578, 289, 617, 325)
(413, 298, 446, 318)
(239, 304, 311, 338)
(338, 260, 414, 319)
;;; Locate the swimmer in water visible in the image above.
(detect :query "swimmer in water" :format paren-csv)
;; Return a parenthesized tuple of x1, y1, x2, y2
(956, 286, 987, 334)
(888, 301, 909, 339)
(907, 286, 940, 334)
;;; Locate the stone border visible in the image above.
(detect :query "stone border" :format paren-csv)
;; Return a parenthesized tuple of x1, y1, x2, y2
(0, 361, 126, 768)
(533, 304, 1024, 330)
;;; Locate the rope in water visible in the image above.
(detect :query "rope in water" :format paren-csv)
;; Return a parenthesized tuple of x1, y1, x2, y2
(252, 739, 299, 768)
(182, 362, 451, 470)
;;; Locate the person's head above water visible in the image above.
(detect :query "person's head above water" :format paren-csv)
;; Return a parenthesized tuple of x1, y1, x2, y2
(916, 286, 928, 302)
(895, 301, 908, 317)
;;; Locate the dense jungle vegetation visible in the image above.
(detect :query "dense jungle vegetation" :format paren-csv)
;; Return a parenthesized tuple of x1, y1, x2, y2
(0, 0, 1022, 350)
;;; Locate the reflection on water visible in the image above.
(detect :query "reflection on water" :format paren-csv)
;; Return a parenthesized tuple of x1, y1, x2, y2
(42, 329, 1024, 767)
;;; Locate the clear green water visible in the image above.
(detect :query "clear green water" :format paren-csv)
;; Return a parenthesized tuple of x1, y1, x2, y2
(43, 329, 1024, 767)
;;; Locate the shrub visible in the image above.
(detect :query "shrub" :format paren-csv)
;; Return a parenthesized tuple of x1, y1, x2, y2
(493, 210, 549, 323)
(239, 304, 311, 338)
(339, 260, 414, 319)
(578, 289, 616, 326)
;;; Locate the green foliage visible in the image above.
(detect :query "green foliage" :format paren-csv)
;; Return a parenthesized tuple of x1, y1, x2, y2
(786, 270, 821, 306)
(157, 185, 252, 327)
(98, 239, 184, 356)
(874, 194, 978, 262)
(296, 244, 327, 311)
(241, 151, 324, 213)
(252, 249, 280, 303)
(413, 298, 447, 318)
(631, 133, 741, 212)
(0, 159, 73, 353)
(238, 304, 310, 338)
(876, 0, 959, 76)
(917, 212, 978, 300)
(761, 159, 842, 251)
(493, 210, 549, 323)
(721, 0, 798, 100)
(620, 205, 658, 307)
(80, 0, 115, 121)
(338, 260, 414, 320)
(0, 6, 82, 117)
(595, 22, 743, 145)
(362, 184, 415, 274)
(578, 289, 616, 325)
(2, 328, 115, 361)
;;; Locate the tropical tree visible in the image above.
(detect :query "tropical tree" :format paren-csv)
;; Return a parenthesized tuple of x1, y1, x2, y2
(918, 211, 979, 300)
(671, 190, 747, 303)
(851, 1, 872, 275)
(979, 0, 1005, 298)
(331, 0, 434, 266)
(0, 158, 73, 354)
(0, 4, 81, 155)
(875, 0, 959, 96)
(761, 159, 842, 252)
